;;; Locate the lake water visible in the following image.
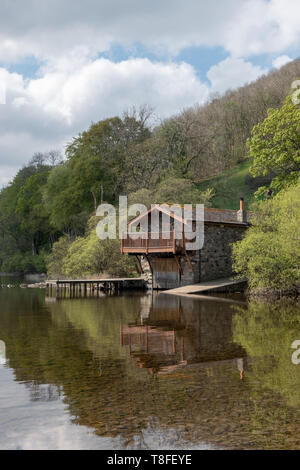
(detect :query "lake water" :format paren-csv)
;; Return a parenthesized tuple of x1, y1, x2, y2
(0, 285, 300, 450)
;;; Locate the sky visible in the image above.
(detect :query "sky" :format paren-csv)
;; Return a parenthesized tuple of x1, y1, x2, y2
(0, 0, 299, 187)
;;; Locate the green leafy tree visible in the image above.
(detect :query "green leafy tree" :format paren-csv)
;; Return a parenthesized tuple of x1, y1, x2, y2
(128, 178, 214, 208)
(66, 115, 151, 205)
(43, 165, 90, 235)
(154, 177, 215, 205)
(48, 217, 137, 278)
(16, 170, 52, 255)
(46, 235, 72, 277)
(233, 301, 300, 408)
(232, 179, 300, 293)
(0, 164, 57, 273)
(249, 94, 300, 195)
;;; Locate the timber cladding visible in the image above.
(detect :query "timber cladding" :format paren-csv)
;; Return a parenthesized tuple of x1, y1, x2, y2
(150, 257, 179, 290)
(151, 258, 178, 273)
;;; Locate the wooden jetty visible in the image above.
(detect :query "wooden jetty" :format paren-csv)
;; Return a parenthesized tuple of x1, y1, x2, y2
(45, 277, 246, 300)
(46, 278, 145, 298)
(161, 277, 247, 297)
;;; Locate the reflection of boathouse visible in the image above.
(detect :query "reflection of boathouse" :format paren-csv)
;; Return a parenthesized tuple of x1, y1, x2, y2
(121, 294, 246, 375)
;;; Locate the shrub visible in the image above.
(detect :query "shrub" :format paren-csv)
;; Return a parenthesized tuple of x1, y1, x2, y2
(232, 179, 300, 293)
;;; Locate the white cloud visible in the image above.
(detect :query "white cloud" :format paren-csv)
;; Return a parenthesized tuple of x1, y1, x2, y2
(1, 0, 300, 185)
(272, 55, 293, 69)
(218, 0, 300, 57)
(0, 0, 299, 64)
(207, 57, 267, 94)
(0, 52, 273, 186)
(0, 58, 211, 185)
(0, 0, 239, 62)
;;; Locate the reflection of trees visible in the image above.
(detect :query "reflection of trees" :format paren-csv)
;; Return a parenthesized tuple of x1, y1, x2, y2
(232, 301, 300, 447)
(2, 288, 300, 448)
(233, 301, 300, 408)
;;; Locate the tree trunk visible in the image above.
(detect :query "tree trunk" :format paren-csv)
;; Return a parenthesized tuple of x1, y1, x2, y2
(32, 238, 37, 256)
(91, 190, 97, 212)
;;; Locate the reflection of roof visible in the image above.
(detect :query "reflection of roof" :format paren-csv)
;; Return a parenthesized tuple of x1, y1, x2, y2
(128, 204, 253, 227)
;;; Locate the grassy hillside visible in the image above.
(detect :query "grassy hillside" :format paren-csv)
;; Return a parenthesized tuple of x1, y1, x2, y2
(197, 160, 257, 210)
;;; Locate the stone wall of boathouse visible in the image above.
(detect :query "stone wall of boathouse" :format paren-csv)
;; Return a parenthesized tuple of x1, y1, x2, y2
(140, 223, 247, 290)
(200, 224, 247, 282)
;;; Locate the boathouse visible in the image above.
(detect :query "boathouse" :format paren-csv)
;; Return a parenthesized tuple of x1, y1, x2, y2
(121, 199, 252, 290)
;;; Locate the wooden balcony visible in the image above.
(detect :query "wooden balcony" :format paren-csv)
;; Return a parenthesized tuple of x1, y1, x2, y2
(121, 231, 176, 254)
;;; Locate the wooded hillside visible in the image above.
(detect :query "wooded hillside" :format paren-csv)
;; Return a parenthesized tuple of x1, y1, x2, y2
(1, 58, 300, 275)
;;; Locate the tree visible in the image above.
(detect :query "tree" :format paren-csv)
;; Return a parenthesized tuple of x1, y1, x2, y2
(233, 301, 300, 408)
(159, 108, 215, 179)
(43, 114, 153, 234)
(48, 217, 137, 278)
(29, 150, 63, 167)
(16, 170, 52, 255)
(0, 162, 58, 273)
(46, 235, 72, 277)
(232, 178, 300, 294)
(154, 177, 215, 205)
(249, 94, 300, 195)
(123, 136, 170, 192)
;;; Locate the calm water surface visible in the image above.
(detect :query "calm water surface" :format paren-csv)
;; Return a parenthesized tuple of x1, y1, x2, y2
(0, 285, 300, 450)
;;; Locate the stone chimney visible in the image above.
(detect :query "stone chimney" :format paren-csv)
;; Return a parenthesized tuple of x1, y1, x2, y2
(237, 198, 246, 223)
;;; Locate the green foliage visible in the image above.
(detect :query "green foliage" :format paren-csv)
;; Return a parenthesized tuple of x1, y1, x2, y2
(249, 94, 300, 195)
(42, 165, 86, 233)
(232, 179, 300, 293)
(233, 301, 300, 408)
(1, 252, 46, 274)
(123, 136, 170, 192)
(16, 170, 51, 236)
(128, 178, 214, 208)
(3, 60, 300, 276)
(197, 160, 257, 210)
(154, 177, 215, 205)
(47, 217, 137, 278)
(46, 236, 72, 277)
(42, 113, 153, 234)
(0, 163, 55, 273)
(128, 188, 154, 208)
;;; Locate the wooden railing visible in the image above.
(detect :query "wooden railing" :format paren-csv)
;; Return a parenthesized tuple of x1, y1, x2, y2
(121, 231, 175, 254)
